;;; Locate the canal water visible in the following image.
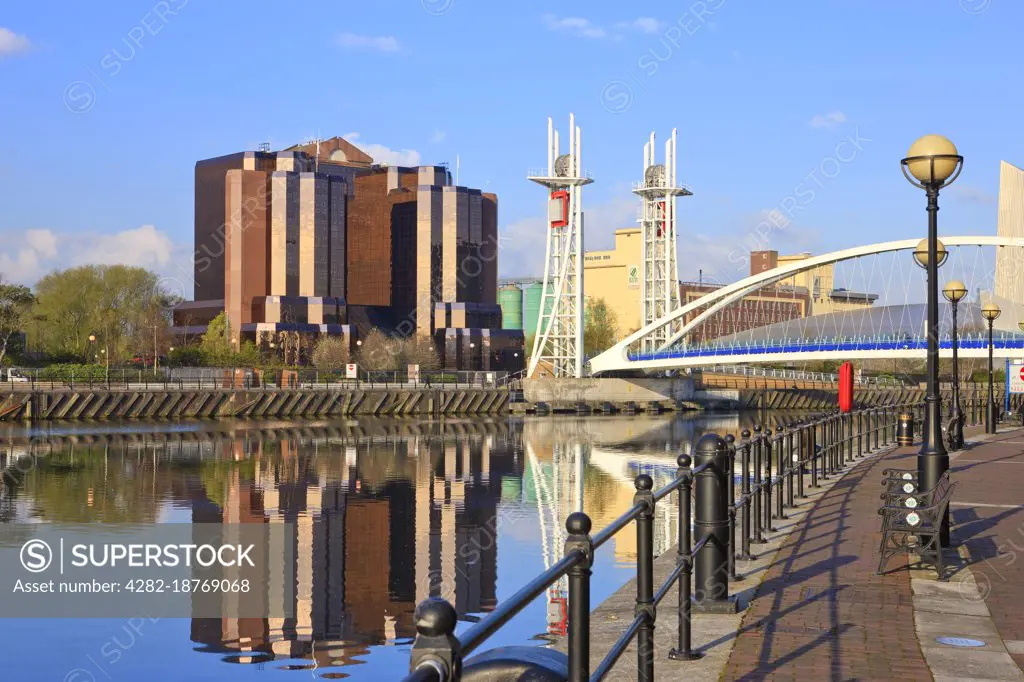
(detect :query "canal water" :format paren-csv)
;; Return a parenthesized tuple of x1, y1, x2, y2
(0, 412, 775, 681)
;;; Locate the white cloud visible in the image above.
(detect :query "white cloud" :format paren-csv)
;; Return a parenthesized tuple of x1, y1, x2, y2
(542, 14, 608, 39)
(808, 110, 847, 130)
(430, 129, 447, 144)
(0, 225, 188, 287)
(0, 27, 30, 57)
(345, 132, 421, 166)
(335, 32, 400, 52)
(616, 17, 664, 34)
(25, 229, 57, 258)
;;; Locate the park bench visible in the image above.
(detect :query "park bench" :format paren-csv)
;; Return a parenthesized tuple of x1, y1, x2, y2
(877, 477, 957, 580)
(880, 469, 950, 507)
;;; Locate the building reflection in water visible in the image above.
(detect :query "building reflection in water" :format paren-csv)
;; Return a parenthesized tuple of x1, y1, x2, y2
(0, 412, 769, 677)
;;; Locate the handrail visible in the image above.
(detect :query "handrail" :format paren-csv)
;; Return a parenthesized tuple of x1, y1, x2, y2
(458, 549, 586, 657)
(402, 401, 943, 681)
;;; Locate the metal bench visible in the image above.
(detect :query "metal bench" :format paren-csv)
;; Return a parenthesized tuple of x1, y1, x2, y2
(880, 470, 950, 507)
(877, 480, 957, 580)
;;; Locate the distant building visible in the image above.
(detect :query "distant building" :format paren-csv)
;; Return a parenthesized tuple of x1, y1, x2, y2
(582, 228, 644, 335)
(175, 137, 522, 370)
(677, 281, 811, 344)
(771, 251, 877, 315)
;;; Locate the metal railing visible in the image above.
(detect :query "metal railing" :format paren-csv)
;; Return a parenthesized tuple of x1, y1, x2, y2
(702, 364, 904, 387)
(402, 402, 927, 681)
(0, 368, 513, 392)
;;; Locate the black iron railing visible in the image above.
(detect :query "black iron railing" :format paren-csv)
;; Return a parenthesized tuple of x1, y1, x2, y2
(402, 404, 932, 681)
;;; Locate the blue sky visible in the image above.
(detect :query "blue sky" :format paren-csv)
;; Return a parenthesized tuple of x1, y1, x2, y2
(1, 0, 1021, 296)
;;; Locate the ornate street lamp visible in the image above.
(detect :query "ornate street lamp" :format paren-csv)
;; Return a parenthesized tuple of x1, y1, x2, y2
(902, 134, 963, 546)
(982, 302, 1001, 434)
(913, 237, 948, 269)
(943, 280, 968, 449)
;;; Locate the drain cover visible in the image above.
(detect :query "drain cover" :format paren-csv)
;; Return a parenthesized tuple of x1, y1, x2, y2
(936, 637, 986, 648)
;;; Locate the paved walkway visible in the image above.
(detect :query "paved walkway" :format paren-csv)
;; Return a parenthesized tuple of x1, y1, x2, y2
(722, 445, 932, 681)
(952, 432, 1024, 670)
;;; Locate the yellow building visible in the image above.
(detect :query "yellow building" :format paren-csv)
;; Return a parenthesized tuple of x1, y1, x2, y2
(774, 252, 876, 314)
(583, 228, 644, 337)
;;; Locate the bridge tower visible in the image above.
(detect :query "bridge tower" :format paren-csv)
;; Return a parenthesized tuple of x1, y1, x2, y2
(527, 114, 593, 378)
(634, 129, 691, 353)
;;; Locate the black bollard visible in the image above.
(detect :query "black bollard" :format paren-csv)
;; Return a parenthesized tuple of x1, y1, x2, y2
(739, 429, 754, 561)
(669, 455, 703, 661)
(724, 434, 741, 581)
(752, 425, 765, 544)
(634, 474, 656, 681)
(564, 512, 593, 681)
(409, 598, 462, 681)
(693, 433, 737, 613)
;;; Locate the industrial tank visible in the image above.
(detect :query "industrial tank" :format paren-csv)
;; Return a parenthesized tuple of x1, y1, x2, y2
(523, 281, 551, 339)
(498, 285, 523, 330)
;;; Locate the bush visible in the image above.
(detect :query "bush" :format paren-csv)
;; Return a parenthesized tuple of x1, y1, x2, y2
(311, 337, 351, 371)
(168, 347, 204, 367)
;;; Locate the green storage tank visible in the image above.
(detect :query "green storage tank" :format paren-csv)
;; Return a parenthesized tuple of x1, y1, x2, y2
(523, 281, 550, 339)
(498, 285, 523, 330)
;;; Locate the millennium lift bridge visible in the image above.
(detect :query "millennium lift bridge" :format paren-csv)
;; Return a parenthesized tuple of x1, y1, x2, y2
(589, 235, 1024, 375)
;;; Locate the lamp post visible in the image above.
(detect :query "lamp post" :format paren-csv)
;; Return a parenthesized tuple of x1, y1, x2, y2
(902, 134, 962, 546)
(943, 280, 968, 449)
(982, 302, 1001, 434)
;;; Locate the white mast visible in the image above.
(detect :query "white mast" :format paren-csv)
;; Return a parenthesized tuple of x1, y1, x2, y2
(634, 128, 691, 354)
(527, 114, 593, 378)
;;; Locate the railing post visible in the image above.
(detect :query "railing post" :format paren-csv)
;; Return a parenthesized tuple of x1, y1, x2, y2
(763, 429, 775, 531)
(669, 455, 702, 661)
(810, 420, 819, 488)
(752, 425, 765, 544)
(409, 598, 462, 681)
(775, 426, 786, 519)
(724, 435, 740, 580)
(797, 422, 807, 498)
(634, 474, 656, 682)
(845, 412, 853, 462)
(739, 429, 753, 560)
(693, 433, 735, 613)
(872, 408, 879, 451)
(857, 411, 863, 457)
(564, 512, 593, 682)
(786, 424, 796, 507)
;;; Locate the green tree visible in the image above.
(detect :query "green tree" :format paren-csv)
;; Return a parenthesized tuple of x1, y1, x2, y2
(583, 298, 618, 358)
(0, 279, 34, 365)
(33, 265, 174, 363)
(199, 312, 233, 365)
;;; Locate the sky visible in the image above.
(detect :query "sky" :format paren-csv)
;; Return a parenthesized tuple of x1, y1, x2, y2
(1, 0, 1022, 298)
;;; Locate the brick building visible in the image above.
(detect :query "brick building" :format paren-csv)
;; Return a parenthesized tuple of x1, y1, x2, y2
(174, 136, 522, 370)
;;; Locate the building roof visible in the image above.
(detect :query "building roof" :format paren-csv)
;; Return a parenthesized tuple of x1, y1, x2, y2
(284, 136, 375, 167)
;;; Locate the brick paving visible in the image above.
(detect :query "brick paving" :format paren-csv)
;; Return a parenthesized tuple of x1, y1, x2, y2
(722, 446, 933, 681)
(951, 431, 1024, 670)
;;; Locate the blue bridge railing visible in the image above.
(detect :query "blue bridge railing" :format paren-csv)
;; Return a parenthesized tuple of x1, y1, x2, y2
(629, 333, 1024, 362)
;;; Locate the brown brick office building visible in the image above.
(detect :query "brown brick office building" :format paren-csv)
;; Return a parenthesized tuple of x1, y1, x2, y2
(175, 137, 522, 370)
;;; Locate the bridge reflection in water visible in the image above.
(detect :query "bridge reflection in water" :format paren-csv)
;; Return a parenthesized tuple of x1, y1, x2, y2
(0, 414, 769, 679)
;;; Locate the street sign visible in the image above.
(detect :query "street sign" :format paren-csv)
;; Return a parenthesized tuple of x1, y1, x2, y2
(1009, 363, 1024, 394)
(408, 364, 420, 382)
(346, 363, 358, 379)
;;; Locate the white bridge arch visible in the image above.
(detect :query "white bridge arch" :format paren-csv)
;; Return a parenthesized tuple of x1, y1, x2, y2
(589, 235, 1024, 374)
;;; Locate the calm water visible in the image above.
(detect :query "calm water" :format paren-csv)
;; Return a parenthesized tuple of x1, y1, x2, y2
(0, 412, 773, 681)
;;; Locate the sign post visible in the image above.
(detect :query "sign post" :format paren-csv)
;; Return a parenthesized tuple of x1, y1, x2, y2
(346, 363, 358, 380)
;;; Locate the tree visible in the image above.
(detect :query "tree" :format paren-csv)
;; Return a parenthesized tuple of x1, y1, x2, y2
(0, 279, 34, 365)
(33, 265, 174, 363)
(400, 335, 441, 371)
(357, 328, 402, 371)
(311, 337, 351, 371)
(199, 312, 233, 366)
(583, 298, 618, 358)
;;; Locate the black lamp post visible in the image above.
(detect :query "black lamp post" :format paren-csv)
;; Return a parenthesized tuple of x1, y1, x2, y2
(943, 279, 968, 449)
(982, 302, 1001, 434)
(902, 134, 962, 546)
